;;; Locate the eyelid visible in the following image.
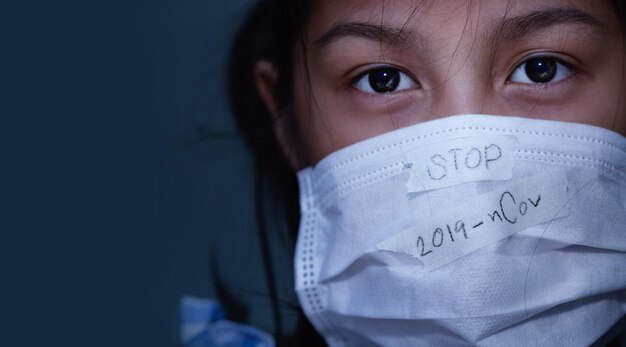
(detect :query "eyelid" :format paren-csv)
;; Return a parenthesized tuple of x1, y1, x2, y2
(350, 64, 416, 82)
(507, 54, 577, 85)
(350, 65, 419, 93)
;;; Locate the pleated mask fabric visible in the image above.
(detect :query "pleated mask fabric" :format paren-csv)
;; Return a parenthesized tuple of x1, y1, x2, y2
(295, 114, 626, 347)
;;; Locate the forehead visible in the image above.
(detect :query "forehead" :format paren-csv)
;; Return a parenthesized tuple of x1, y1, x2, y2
(308, 0, 616, 39)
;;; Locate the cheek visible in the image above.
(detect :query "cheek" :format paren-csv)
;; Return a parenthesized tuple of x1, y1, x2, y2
(299, 89, 427, 164)
(494, 83, 626, 133)
(568, 43, 626, 134)
(568, 54, 626, 134)
(293, 62, 415, 164)
(293, 63, 347, 165)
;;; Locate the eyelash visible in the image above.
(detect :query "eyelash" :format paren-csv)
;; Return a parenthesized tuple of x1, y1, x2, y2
(351, 67, 418, 94)
(350, 55, 575, 94)
(509, 55, 574, 85)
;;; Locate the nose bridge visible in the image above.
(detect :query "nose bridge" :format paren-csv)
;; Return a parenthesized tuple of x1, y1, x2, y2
(429, 61, 489, 117)
(422, 13, 493, 118)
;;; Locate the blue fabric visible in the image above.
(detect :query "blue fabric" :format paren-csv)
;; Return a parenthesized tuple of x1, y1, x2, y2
(180, 296, 275, 347)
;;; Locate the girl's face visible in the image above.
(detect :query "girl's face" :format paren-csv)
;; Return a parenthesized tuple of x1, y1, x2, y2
(291, 0, 626, 165)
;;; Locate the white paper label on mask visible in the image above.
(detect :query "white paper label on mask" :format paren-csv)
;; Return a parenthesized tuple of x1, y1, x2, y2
(406, 135, 517, 193)
(379, 172, 570, 273)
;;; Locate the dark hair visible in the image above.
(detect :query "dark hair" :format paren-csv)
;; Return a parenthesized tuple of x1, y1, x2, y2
(227, 0, 323, 345)
(226, 0, 626, 344)
(614, 0, 626, 30)
(229, 0, 312, 232)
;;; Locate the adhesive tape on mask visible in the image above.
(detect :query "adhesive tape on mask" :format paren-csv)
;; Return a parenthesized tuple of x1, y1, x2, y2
(378, 171, 570, 274)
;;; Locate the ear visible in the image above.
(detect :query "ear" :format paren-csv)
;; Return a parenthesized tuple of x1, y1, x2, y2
(254, 60, 305, 169)
(255, 60, 280, 118)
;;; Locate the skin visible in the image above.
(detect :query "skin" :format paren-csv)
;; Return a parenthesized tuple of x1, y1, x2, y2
(257, 0, 626, 168)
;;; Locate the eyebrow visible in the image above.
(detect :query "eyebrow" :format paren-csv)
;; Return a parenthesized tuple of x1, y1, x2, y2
(313, 7, 605, 53)
(313, 22, 420, 51)
(489, 7, 606, 44)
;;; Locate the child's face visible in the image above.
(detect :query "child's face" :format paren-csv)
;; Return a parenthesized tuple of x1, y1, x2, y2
(292, 0, 626, 165)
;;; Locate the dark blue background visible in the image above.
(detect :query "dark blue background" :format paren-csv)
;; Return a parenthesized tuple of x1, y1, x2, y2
(3, 0, 256, 345)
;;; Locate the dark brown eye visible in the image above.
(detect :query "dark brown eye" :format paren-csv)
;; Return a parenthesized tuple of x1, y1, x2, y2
(510, 57, 571, 84)
(354, 67, 417, 94)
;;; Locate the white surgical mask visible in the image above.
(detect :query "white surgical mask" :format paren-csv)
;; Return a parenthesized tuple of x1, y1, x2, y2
(294, 114, 626, 346)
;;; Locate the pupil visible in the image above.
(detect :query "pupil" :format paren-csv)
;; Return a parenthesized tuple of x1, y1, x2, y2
(524, 58, 557, 83)
(369, 69, 400, 93)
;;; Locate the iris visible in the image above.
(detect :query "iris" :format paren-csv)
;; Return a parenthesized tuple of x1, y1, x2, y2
(368, 68, 400, 93)
(524, 57, 557, 83)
